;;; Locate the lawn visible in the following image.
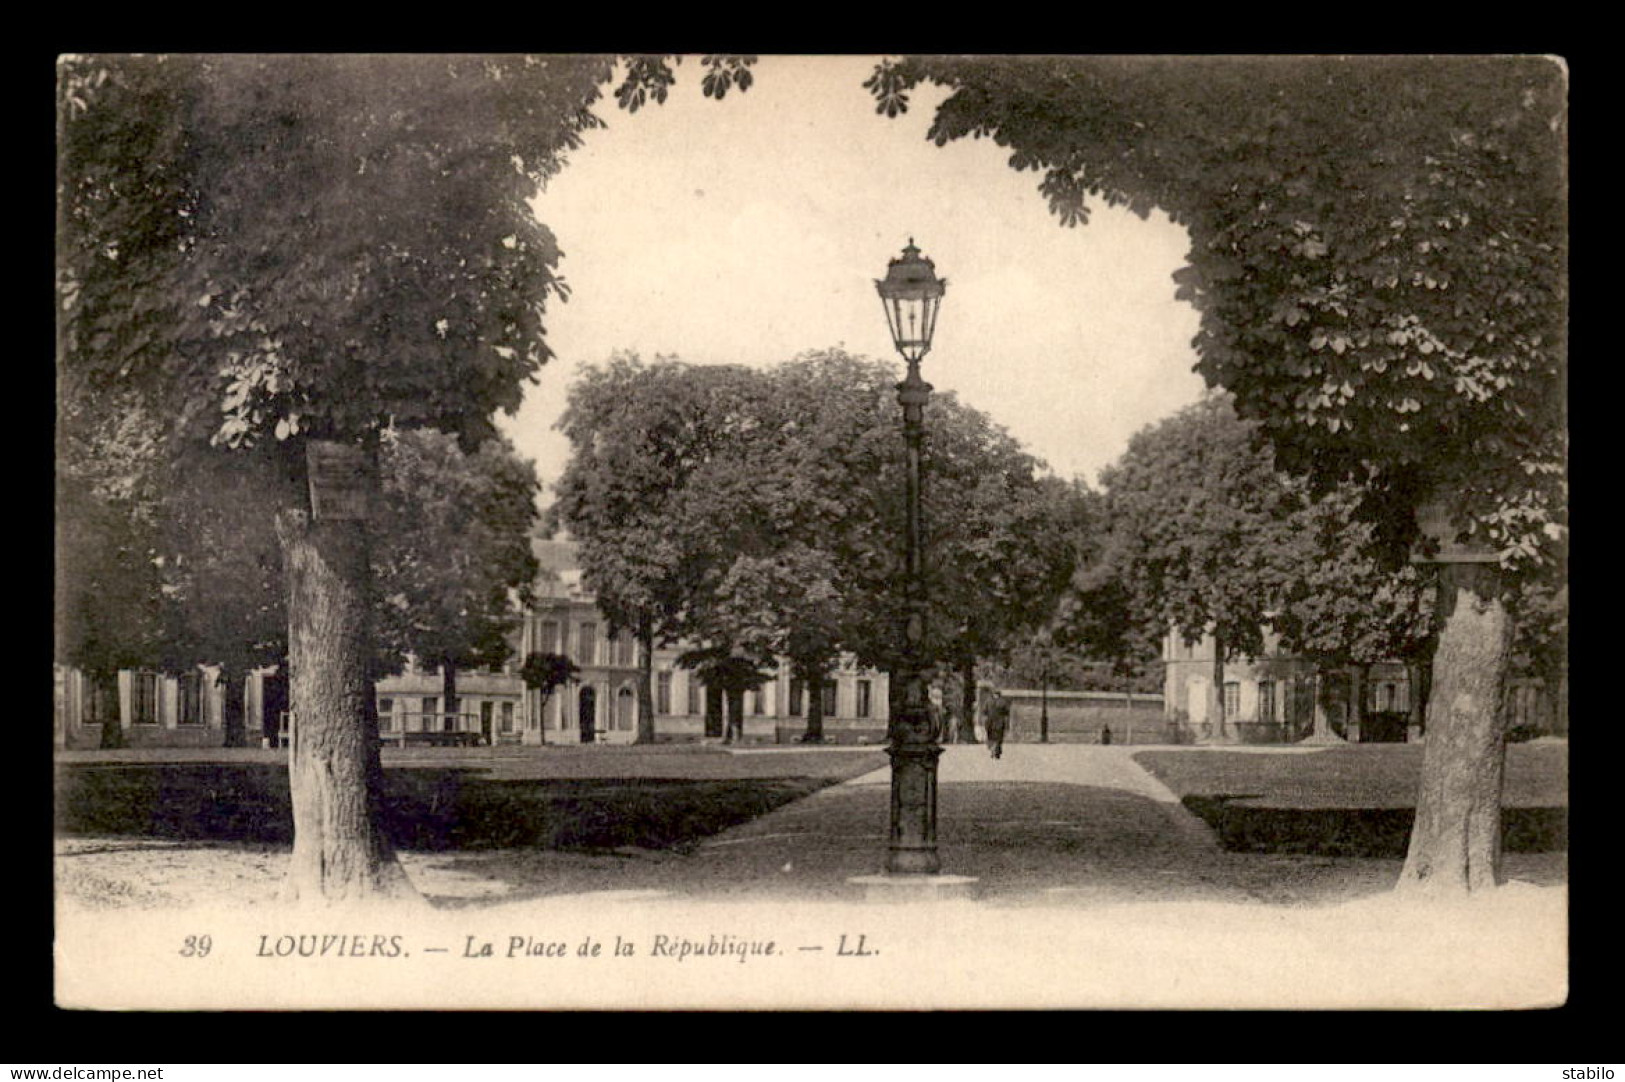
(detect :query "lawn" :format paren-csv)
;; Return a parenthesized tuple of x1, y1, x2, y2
(1133, 742, 1568, 857)
(55, 745, 887, 852)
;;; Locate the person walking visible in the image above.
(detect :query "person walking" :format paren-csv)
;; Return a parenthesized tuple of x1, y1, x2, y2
(984, 687, 1009, 760)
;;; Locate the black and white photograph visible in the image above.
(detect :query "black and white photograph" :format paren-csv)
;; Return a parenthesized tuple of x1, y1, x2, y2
(52, 53, 1568, 1012)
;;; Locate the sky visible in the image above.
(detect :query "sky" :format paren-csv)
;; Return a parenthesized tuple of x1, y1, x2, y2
(497, 55, 1207, 499)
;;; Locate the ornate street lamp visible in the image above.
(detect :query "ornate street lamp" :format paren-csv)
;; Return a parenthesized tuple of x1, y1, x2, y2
(875, 239, 947, 875)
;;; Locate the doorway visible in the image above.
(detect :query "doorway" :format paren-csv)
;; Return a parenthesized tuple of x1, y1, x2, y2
(578, 686, 597, 744)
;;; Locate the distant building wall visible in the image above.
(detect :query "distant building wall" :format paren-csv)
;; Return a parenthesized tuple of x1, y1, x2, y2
(1000, 689, 1167, 744)
(54, 665, 228, 750)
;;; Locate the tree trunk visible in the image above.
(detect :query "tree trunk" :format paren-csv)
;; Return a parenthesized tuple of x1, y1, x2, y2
(1396, 562, 1514, 897)
(725, 686, 746, 744)
(1206, 631, 1230, 743)
(1301, 669, 1347, 744)
(441, 656, 458, 735)
(1349, 662, 1369, 744)
(797, 662, 826, 743)
(958, 659, 979, 743)
(96, 667, 125, 749)
(220, 664, 247, 748)
(275, 505, 416, 906)
(635, 623, 657, 744)
(705, 682, 724, 741)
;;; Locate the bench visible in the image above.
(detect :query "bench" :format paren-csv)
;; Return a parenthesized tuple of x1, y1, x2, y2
(379, 730, 485, 748)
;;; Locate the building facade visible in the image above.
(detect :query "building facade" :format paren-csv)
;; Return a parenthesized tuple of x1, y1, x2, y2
(55, 664, 230, 750)
(516, 539, 890, 746)
(1161, 628, 1416, 743)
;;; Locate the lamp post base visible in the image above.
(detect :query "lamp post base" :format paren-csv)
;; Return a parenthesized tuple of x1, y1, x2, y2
(885, 736, 941, 874)
(848, 874, 980, 904)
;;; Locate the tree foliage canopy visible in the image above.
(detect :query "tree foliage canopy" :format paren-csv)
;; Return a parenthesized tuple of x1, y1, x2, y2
(1097, 392, 1440, 673)
(869, 55, 1567, 569)
(520, 651, 580, 697)
(374, 428, 540, 674)
(554, 348, 1077, 682)
(1100, 394, 1306, 662)
(58, 53, 757, 455)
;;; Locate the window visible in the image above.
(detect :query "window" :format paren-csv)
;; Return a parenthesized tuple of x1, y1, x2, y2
(616, 688, 635, 730)
(1223, 682, 1240, 718)
(1257, 682, 1275, 723)
(481, 700, 494, 733)
(420, 698, 437, 732)
(856, 680, 872, 719)
(536, 619, 559, 654)
(686, 677, 701, 716)
(379, 697, 395, 731)
(788, 679, 805, 717)
(614, 632, 635, 667)
(751, 688, 765, 715)
(657, 672, 672, 715)
(500, 701, 515, 733)
(132, 672, 159, 725)
(445, 698, 461, 731)
(577, 623, 597, 666)
(822, 680, 838, 718)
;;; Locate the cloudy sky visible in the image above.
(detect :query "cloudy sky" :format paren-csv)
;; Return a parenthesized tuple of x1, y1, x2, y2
(498, 55, 1207, 497)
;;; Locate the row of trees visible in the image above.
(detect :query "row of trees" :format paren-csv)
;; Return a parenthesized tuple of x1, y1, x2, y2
(1025, 392, 1565, 745)
(56, 421, 542, 749)
(552, 348, 1083, 743)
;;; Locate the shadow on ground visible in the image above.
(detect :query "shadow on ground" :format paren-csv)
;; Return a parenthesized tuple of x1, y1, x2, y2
(1181, 796, 1567, 857)
(54, 763, 833, 852)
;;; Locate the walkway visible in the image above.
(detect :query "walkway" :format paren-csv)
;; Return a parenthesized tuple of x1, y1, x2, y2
(678, 744, 1252, 905)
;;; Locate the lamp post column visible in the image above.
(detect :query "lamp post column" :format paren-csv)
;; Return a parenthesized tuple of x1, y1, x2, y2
(1040, 651, 1050, 744)
(887, 360, 941, 875)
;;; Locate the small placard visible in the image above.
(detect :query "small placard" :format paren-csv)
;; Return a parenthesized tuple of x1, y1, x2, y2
(306, 440, 373, 521)
(1411, 499, 1500, 564)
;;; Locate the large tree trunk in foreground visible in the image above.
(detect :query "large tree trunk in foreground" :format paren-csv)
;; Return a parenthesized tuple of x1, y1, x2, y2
(958, 660, 979, 743)
(1397, 562, 1514, 897)
(635, 623, 656, 744)
(276, 505, 416, 905)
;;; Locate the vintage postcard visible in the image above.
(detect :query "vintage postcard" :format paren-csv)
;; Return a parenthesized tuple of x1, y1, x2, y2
(54, 54, 1568, 1012)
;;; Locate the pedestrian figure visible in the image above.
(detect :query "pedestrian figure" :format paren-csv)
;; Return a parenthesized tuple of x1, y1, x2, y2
(984, 688, 1009, 760)
(1101, 724, 1113, 746)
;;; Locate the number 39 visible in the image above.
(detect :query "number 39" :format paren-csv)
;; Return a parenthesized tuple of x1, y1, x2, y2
(180, 934, 212, 958)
